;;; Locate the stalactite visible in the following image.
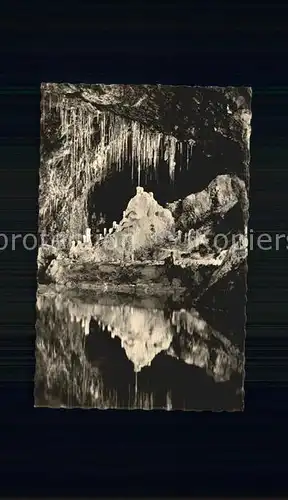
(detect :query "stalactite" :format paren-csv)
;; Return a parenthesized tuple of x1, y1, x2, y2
(43, 91, 195, 190)
(186, 138, 195, 167)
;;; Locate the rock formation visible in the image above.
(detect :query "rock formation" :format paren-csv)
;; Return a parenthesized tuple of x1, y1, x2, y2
(167, 174, 248, 232)
(89, 186, 175, 262)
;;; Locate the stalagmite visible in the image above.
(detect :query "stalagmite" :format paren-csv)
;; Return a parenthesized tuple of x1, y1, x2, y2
(69, 240, 76, 254)
(86, 228, 91, 244)
(103, 228, 107, 236)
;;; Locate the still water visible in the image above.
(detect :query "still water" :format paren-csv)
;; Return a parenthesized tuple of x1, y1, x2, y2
(35, 289, 244, 410)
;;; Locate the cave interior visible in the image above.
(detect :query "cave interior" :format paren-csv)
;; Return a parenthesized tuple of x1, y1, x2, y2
(86, 138, 245, 237)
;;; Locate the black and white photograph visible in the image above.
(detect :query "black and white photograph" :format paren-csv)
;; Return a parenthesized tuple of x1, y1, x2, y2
(36, 84, 251, 410)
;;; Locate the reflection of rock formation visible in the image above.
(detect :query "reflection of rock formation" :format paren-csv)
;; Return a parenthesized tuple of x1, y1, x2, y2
(37, 293, 173, 373)
(36, 291, 243, 383)
(168, 308, 242, 383)
(90, 304, 173, 373)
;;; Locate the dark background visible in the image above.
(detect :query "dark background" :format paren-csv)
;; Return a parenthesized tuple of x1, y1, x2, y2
(0, 1, 288, 496)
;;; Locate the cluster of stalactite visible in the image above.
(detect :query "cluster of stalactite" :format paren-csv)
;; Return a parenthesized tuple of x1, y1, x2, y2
(41, 93, 96, 196)
(41, 90, 196, 185)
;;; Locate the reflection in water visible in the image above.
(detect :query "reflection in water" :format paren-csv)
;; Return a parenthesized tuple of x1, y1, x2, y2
(35, 291, 244, 410)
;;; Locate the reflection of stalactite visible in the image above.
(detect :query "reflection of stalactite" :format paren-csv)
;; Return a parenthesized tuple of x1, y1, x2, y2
(166, 390, 172, 410)
(135, 372, 138, 403)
